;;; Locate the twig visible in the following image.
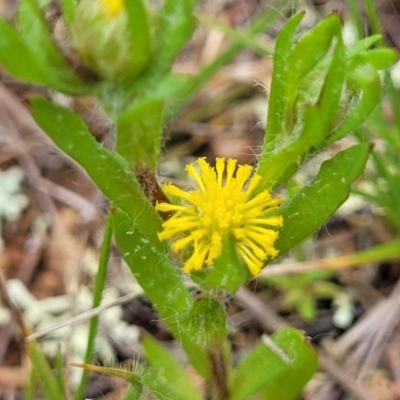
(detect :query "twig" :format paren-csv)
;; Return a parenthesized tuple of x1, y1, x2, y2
(26, 291, 143, 342)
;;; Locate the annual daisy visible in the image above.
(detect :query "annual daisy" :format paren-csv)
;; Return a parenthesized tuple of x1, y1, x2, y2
(156, 158, 283, 275)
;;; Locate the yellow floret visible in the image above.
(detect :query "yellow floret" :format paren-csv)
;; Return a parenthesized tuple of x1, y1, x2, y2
(156, 158, 283, 275)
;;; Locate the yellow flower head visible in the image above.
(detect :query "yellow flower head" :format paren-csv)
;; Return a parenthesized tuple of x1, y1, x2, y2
(156, 158, 283, 276)
(99, 0, 124, 17)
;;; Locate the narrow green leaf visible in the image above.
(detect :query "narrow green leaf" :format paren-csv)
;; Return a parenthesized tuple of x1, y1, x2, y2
(123, 0, 153, 77)
(54, 350, 66, 396)
(288, 14, 341, 81)
(61, 0, 77, 33)
(274, 143, 370, 256)
(296, 295, 317, 322)
(257, 36, 346, 191)
(112, 209, 210, 377)
(116, 100, 164, 169)
(25, 367, 36, 400)
(155, 0, 197, 71)
(257, 106, 327, 191)
(353, 49, 398, 70)
(326, 238, 400, 266)
(142, 335, 203, 400)
(323, 64, 382, 146)
(314, 282, 340, 298)
(363, 0, 383, 38)
(230, 327, 318, 400)
(264, 35, 346, 184)
(346, 0, 363, 39)
(29, 97, 163, 247)
(18, 0, 90, 94)
(284, 13, 341, 122)
(28, 342, 66, 400)
(37, 0, 51, 8)
(264, 12, 304, 144)
(112, 209, 192, 318)
(348, 34, 382, 54)
(317, 34, 346, 132)
(0, 18, 47, 84)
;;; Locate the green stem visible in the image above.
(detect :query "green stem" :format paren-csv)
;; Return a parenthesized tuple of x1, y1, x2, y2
(74, 211, 113, 400)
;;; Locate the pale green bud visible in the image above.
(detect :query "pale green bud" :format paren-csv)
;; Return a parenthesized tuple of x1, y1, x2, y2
(71, 0, 137, 80)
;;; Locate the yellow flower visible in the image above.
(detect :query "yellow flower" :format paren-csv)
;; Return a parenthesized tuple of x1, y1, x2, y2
(99, 0, 124, 17)
(156, 158, 283, 275)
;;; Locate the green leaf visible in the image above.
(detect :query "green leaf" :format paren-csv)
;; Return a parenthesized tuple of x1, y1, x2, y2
(0, 18, 48, 84)
(313, 281, 340, 298)
(28, 342, 66, 400)
(155, 0, 197, 71)
(150, 73, 191, 102)
(112, 209, 210, 378)
(288, 13, 341, 78)
(112, 209, 192, 321)
(257, 14, 345, 190)
(18, 0, 90, 94)
(54, 350, 66, 397)
(264, 12, 304, 144)
(257, 105, 332, 191)
(316, 34, 346, 134)
(347, 34, 382, 56)
(285, 13, 341, 112)
(142, 335, 203, 400)
(296, 295, 317, 322)
(259, 36, 346, 188)
(124, 0, 153, 77)
(353, 48, 398, 70)
(61, 0, 77, 33)
(116, 99, 164, 169)
(29, 97, 163, 247)
(323, 64, 382, 147)
(274, 143, 370, 256)
(328, 238, 400, 266)
(25, 367, 37, 400)
(37, 0, 51, 7)
(230, 327, 318, 400)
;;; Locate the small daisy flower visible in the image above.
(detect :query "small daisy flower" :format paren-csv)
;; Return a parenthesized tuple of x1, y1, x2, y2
(156, 158, 283, 276)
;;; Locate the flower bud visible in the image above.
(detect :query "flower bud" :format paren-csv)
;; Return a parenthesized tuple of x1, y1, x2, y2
(70, 0, 142, 80)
